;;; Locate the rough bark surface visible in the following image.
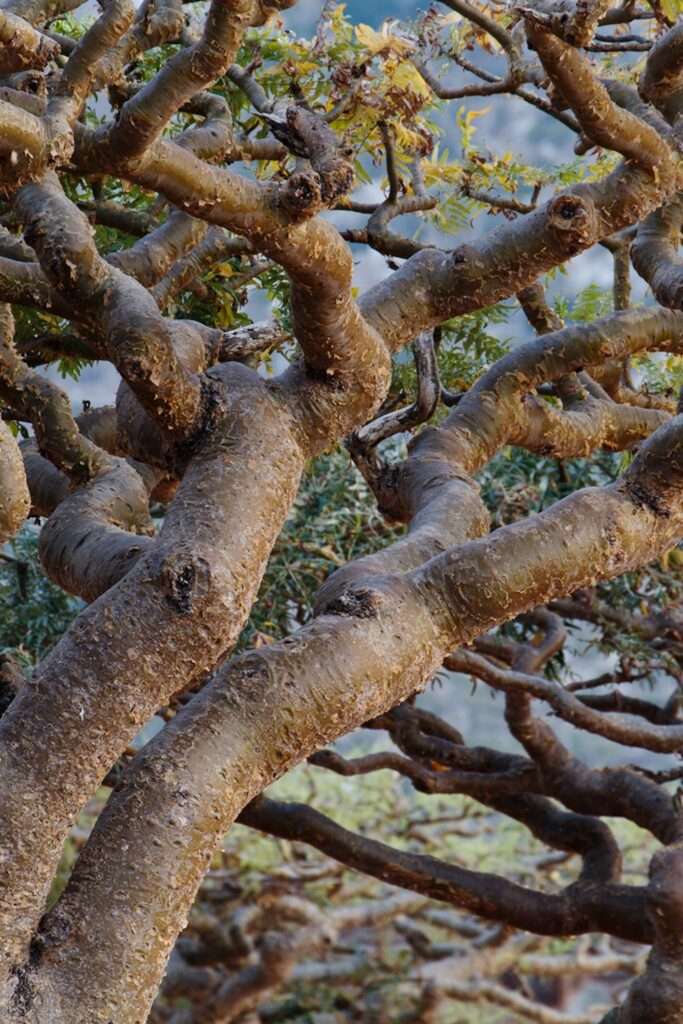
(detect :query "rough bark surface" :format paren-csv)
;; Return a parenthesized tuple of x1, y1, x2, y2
(1, 1, 683, 1022)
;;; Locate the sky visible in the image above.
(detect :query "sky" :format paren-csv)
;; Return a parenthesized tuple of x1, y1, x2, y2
(284, 0, 417, 31)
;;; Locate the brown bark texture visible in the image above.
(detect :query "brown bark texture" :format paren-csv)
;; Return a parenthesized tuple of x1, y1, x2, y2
(2, 0, 683, 1022)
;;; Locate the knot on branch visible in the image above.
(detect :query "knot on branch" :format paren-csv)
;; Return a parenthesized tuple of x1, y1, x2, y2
(519, 0, 605, 48)
(547, 193, 598, 253)
(8, 69, 47, 97)
(279, 168, 323, 217)
(448, 243, 482, 276)
(0, 653, 25, 717)
(157, 550, 212, 614)
(267, 106, 354, 208)
(624, 478, 672, 518)
(145, 0, 185, 44)
(324, 584, 384, 619)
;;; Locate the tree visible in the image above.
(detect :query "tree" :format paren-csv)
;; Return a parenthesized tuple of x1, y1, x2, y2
(4, 0, 683, 1019)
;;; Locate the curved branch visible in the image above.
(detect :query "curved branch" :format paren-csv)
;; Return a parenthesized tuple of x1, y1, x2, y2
(14, 174, 206, 440)
(73, 131, 391, 440)
(378, 694, 680, 843)
(319, 306, 683, 607)
(360, 33, 677, 350)
(239, 797, 648, 943)
(436, 976, 604, 1024)
(0, 11, 58, 75)
(447, 648, 683, 753)
(30, 413, 683, 1021)
(95, 0, 266, 159)
(0, 363, 308, 985)
(0, 303, 106, 482)
(46, 0, 134, 137)
(108, 208, 209, 289)
(632, 194, 683, 308)
(640, 20, 683, 121)
(37, 460, 157, 601)
(524, 19, 674, 182)
(0, 418, 29, 542)
(150, 228, 252, 309)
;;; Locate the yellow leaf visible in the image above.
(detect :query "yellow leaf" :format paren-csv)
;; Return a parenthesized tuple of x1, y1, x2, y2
(464, 106, 490, 123)
(356, 22, 412, 57)
(331, 4, 347, 27)
(389, 61, 431, 101)
(662, 0, 683, 20)
(422, 150, 462, 186)
(291, 60, 317, 74)
(393, 120, 426, 152)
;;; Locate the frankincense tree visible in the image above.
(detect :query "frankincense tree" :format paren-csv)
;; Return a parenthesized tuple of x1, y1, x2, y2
(4, 0, 683, 1021)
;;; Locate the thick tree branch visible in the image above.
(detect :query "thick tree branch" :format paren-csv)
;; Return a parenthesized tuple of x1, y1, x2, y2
(319, 306, 683, 608)
(632, 193, 683, 308)
(31, 412, 683, 1022)
(0, 417, 29, 541)
(96, 0, 258, 159)
(640, 19, 683, 120)
(14, 174, 206, 440)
